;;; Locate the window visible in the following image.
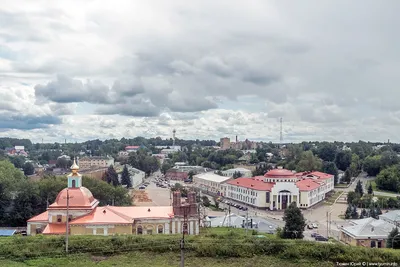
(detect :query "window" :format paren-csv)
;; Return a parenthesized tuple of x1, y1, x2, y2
(68, 215, 72, 222)
(137, 226, 143, 235)
(72, 179, 76, 188)
(158, 225, 163, 234)
(266, 192, 270, 203)
(57, 215, 62, 222)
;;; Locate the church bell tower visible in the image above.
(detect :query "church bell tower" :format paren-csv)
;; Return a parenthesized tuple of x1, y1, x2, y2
(68, 158, 82, 188)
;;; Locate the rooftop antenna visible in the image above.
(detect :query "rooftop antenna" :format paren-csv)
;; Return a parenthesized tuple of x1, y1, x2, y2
(173, 129, 176, 147)
(280, 118, 283, 145)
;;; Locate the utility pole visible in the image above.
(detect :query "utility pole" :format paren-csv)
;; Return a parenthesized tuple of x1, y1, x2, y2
(65, 189, 70, 253)
(326, 211, 329, 238)
(180, 206, 188, 267)
(245, 208, 249, 235)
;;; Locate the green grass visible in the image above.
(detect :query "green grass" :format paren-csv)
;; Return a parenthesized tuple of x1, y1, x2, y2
(0, 252, 335, 267)
(1, 228, 400, 265)
(370, 181, 399, 195)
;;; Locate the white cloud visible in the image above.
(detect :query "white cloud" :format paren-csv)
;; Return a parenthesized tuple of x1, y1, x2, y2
(1, 0, 400, 143)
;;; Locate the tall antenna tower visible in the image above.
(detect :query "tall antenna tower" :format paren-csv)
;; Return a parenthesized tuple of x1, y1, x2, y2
(279, 118, 283, 144)
(172, 129, 176, 147)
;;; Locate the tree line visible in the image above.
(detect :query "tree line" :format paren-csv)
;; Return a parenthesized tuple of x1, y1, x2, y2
(0, 160, 132, 227)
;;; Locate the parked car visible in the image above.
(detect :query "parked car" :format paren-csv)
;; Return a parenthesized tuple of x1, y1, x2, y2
(312, 223, 318, 229)
(139, 186, 145, 190)
(311, 233, 319, 238)
(307, 224, 314, 229)
(315, 236, 328, 241)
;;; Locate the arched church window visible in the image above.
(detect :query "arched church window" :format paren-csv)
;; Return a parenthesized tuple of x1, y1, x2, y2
(158, 225, 163, 234)
(137, 225, 143, 235)
(72, 180, 76, 188)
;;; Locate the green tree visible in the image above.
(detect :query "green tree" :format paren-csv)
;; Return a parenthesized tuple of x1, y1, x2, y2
(201, 196, 210, 207)
(161, 161, 172, 175)
(281, 202, 306, 239)
(120, 165, 132, 188)
(347, 191, 360, 206)
(349, 153, 361, 177)
(335, 150, 352, 171)
(359, 208, 368, 219)
(23, 162, 35, 176)
(363, 155, 382, 176)
(380, 150, 399, 168)
(233, 171, 243, 179)
(351, 205, 359, 219)
(316, 142, 337, 162)
(342, 168, 352, 184)
(322, 161, 339, 184)
(295, 151, 322, 172)
(375, 165, 400, 193)
(368, 183, 373, 195)
(104, 165, 120, 186)
(187, 171, 194, 182)
(345, 205, 352, 219)
(355, 180, 364, 197)
(387, 228, 400, 249)
(9, 156, 25, 169)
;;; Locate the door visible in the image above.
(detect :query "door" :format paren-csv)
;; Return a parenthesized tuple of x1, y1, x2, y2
(282, 195, 288, 209)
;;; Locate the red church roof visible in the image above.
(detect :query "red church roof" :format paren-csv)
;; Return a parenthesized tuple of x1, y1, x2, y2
(48, 187, 99, 210)
(264, 168, 297, 178)
(42, 223, 66, 235)
(226, 177, 275, 191)
(27, 211, 48, 222)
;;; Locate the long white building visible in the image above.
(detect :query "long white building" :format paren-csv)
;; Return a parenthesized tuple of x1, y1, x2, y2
(193, 172, 232, 196)
(221, 168, 253, 178)
(226, 168, 334, 210)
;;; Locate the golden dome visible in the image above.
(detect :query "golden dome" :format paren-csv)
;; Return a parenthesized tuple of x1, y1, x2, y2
(70, 158, 79, 174)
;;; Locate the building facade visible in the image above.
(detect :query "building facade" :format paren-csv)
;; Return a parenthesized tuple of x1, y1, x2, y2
(225, 168, 334, 210)
(27, 161, 200, 236)
(78, 157, 115, 170)
(220, 137, 230, 150)
(340, 218, 395, 248)
(193, 172, 232, 196)
(221, 168, 253, 178)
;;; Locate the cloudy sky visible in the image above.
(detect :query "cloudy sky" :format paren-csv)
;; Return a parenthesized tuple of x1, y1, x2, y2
(1, 0, 400, 143)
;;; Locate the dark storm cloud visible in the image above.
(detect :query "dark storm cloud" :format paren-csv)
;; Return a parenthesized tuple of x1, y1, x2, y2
(0, 114, 61, 130)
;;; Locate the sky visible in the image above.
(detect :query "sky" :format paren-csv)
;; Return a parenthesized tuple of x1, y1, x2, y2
(1, 0, 400, 144)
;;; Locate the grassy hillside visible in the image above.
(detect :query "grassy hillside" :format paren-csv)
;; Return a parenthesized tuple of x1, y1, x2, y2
(0, 228, 399, 266)
(0, 252, 334, 267)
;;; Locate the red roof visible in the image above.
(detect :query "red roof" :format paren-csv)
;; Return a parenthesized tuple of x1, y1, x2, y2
(70, 206, 174, 225)
(48, 187, 99, 210)
(42, 223, 66, 235)
(264, 168, 297, 178)
(226, 177, 275, 191)
(296, 179, 321, 191)
(27, 211, 48, 222)
(296, 171, 333, 180)
(70, 206, 132, 225)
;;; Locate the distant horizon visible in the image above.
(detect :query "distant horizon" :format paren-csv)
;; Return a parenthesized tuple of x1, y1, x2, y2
(0, 136, 394, 146)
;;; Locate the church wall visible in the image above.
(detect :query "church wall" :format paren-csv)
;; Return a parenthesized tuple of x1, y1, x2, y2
(115, 225, 132, 234)
(70, 225, 86, 235)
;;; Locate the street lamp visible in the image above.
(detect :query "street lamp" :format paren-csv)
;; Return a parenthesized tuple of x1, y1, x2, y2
(392, 233, 400, 249)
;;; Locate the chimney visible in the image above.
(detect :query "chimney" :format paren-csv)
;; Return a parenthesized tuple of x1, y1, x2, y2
(236, 136, 238, 143)
(172, 191, 181, 207)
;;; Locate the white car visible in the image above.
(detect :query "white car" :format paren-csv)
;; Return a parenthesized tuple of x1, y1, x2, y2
(312, 223, 318, 229)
